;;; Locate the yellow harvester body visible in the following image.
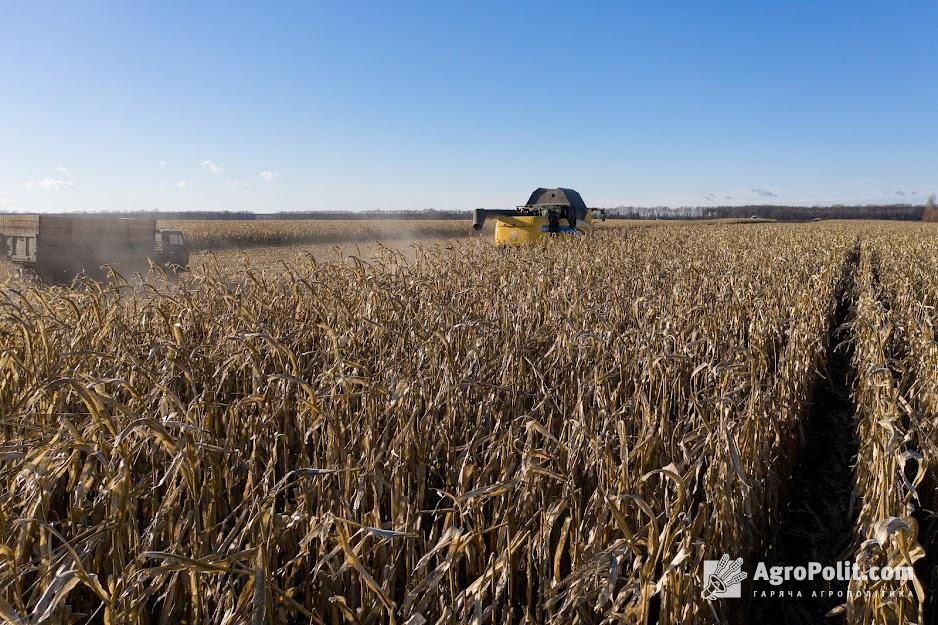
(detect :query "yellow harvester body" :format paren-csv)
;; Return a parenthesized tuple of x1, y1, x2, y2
(493, 212, 595, 244)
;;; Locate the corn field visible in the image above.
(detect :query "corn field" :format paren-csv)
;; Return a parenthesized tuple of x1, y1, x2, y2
(161, 219, 472, 251)
(848, 228, 938, 624)
(0, 222, 936, 624)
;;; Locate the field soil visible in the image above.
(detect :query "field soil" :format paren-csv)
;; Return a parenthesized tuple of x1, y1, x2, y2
(752, 249, 860, 624)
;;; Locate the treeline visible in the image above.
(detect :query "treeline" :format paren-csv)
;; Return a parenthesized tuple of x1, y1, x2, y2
(254, 208, 470, 220)
(609, 204, 927, 221)
(703, 204, 924, 221)
(27, 209, 472, 221)
(3, 203, 934, 222)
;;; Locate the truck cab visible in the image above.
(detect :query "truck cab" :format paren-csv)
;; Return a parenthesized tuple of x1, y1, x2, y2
(155, 229, 189, 269)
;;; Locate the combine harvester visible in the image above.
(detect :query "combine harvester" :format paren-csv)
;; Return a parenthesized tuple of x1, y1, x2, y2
(0, 215, 189, 282)
(472, 187, 604, 244)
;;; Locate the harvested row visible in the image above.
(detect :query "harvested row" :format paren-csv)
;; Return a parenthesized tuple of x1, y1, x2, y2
(161, 219, 474, 251)
(846, 230, 938, 624)
(0, 225, 851, 624)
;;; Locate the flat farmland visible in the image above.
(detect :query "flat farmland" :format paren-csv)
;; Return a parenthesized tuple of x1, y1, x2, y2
(159, 218, 475, 251)
(0, 220, 936, 625)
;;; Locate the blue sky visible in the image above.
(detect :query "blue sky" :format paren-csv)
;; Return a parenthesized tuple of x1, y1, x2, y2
(1, 2, 935, 212)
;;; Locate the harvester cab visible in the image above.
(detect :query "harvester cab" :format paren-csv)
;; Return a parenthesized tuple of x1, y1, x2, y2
(472, 188, 602, 244)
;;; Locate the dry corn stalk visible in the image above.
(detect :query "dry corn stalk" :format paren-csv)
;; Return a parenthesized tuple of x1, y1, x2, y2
(0, 222, 933, 624)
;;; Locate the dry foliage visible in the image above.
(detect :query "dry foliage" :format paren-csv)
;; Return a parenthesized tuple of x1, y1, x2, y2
(161, 219, 474, 251)
(923, 195, 938, 223)
(847, 226, 938, 624)
(0, 222, 934, 624)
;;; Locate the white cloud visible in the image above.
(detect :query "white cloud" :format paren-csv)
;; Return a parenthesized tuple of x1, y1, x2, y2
(27, 178, 73, 190)
(157, 160, 166, 168)
(259, 170, 280, 182)
(55, 166, 73, 178)
(176, 180, 188, 189)
(201, 160, 223, 175)
(226, 180, 249, 188)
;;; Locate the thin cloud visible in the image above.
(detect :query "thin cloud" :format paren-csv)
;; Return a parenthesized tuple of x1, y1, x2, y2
(27, 178, 72, 190)
(201, 160, 223, 175)
(259, 170, 280, 182)
(882, 190, 907, 197)
(55, 166, 73, 178)
(176, 180, 188, 189)
(724, 195, 732, 200)
(703, 193, 716, 201)
(157, 160, 166, 168)
(226, 180, 249, 188)
(751, 187, 778, 197)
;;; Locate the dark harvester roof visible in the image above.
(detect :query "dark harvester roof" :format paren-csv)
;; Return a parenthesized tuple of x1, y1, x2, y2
(524, 188, 588, 218)
(525, 188, 588, 211)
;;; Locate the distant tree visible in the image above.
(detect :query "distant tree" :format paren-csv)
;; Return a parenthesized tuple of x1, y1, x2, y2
(924, 194, 938, 222)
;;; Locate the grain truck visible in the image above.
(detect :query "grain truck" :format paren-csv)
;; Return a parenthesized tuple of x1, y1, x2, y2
(0, 215, 189, 281)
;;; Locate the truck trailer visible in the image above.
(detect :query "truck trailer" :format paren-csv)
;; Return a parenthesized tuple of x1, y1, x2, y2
(0, 215, 189, 281)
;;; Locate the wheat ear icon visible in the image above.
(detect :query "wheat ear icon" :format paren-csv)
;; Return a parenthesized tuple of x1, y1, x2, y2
(702, 554, 747, 599)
